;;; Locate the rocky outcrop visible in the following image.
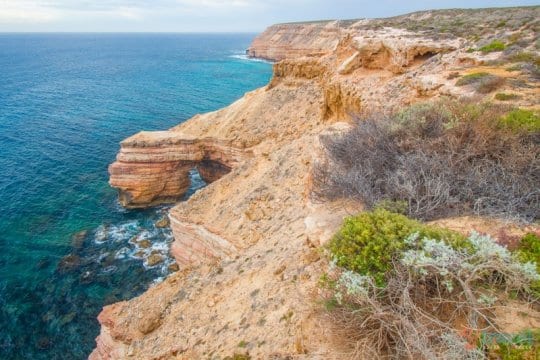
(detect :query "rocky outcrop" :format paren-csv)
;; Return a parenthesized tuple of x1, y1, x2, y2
(108, 131, 249, 208)
(170, 216, 238, 266)
(95, 7, 540, 359)
(246, 21, 342, 61)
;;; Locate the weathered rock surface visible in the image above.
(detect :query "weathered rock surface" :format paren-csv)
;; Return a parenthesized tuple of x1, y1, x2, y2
(246, 21, 342, 61)
(108, 133, 249, 208)
(95, 7, 540, 359)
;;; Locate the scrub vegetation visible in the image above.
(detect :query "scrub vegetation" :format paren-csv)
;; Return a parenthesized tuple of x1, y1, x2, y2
(321, 210, 540, 359)
(313, 99, 539, 222)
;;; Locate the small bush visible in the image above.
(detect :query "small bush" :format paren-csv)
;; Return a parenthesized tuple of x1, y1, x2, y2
(484, 329, 540, 359)
(517, 233, 540, 297)
(506, 64, 522, 72)
(507, 51, 540, 65)
(374, 199, 408, 215)
(517, 233, 540, 265)
(500, 109, 540, 132)
(495, 93, 521, 101)
(476, 75, 506, 93)
(313, 100, 539, 222)
(322, 213, 540, 358)
(479, 40, 506, 53)
(456, 72, 491, 86)
(456, 73, 505, 93)
(328, 209, 465, 285)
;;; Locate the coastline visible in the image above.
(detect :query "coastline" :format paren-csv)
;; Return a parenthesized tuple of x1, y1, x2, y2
(92, 7, 540, 358)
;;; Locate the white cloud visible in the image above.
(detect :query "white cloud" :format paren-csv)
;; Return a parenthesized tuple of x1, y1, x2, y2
(0, 1, 61, 23)
(0, 0, 538, 32)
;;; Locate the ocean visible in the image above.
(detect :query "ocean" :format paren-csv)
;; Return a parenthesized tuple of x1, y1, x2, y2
(0, 33, 272, 359)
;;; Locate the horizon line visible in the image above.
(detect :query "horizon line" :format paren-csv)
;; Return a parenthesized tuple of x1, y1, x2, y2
(0, 31, 262, 34)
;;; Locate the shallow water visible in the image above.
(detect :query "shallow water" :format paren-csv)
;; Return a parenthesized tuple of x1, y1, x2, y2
(0, 33, 272, 359)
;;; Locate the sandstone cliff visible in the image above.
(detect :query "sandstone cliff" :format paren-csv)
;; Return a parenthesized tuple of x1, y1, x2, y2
(94, 7, 539, 359)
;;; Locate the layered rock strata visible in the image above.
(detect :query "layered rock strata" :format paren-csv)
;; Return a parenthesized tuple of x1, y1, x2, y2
(108, 132, 248, 208)
(246, 21, 342, 60)
(95, 7, 540, 359)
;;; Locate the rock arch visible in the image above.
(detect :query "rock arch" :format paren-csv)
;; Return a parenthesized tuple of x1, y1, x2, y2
(108, 130, 249, 208)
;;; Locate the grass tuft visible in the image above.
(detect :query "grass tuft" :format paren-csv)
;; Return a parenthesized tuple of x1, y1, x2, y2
(499, 108, 540, 132)
(495, 93, 521, 101)
(479, 40, 506, 53)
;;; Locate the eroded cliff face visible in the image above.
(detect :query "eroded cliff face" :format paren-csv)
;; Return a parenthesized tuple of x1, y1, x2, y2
(246, 21, 342, 61)
(108, 132, 248, 208)
(95, 7, 539, 359)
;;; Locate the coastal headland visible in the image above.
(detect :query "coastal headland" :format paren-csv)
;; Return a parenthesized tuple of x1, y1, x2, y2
(93, 7, 539, 358)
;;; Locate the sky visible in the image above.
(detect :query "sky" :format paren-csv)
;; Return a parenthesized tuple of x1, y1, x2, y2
(0, 0, 538, 32)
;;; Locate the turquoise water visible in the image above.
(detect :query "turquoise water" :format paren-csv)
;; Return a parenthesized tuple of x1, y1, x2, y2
(0, 33, 272, 359)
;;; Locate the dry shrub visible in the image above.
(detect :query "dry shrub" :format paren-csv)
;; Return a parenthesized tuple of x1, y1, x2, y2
(313, 99, 539, 222)
(474, 75, 506, 93)
(322, 228, 540, 359)
(455, 73, 505, 93)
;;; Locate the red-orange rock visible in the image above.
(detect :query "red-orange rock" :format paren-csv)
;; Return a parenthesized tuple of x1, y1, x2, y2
(108, 131, 249, 208)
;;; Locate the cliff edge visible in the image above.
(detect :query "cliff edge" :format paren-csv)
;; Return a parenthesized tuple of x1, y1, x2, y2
(93, 6, 539, 359)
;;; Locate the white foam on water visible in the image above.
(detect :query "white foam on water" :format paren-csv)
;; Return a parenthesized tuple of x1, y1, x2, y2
(229, 54, 274, 64)
(108, 220, 140, 242)
(94, 225, 108, 244)
(114, 247, 131, 260)
(97, 252, 110, 263)
(149, 241, 169, 252)
(92, 215, 177, 275)
(94, 220, 141, 244)
(128, 229, 155, 245)
(101, 265, 118, 274)
(143, 258, 164, 270)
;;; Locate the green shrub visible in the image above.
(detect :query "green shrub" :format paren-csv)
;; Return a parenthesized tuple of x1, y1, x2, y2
(506, 64, 522, 72)
(499, 109, 540, 132)
(456, 72, 505, 93)
(516, 233, 540, 297)
(479, 40, 506, 53)
(517, 233, 540, 265)
(323, 214, 540, 358)
(495, 93, 521, 101)
(327, 209, 465, 286)
(374, 199, 408, 215)
(456, 72, 491, 86)
(507, 51, 540, 66)
(483, 329, 540, 360)
(224, 354, 251, 360)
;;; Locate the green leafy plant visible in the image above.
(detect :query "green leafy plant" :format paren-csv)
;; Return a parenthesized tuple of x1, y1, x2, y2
(482, 329, 540, 360)
(516, 233, 540, 297)
(224, 354, 251, 360)
(495, 93, 521, 101)
(322, 212, 540, 358)
(506, 64, 522, 72)
(499, 109, 540, 132)
(479, 40, 506, 53)
(456, 72, 505, 93)
(508, 51, 540, 65)
(374, 199, 408, 215)
(456, 72, 491, 86)
(327, 209, 465, 286)
(517, 233, 540, 265)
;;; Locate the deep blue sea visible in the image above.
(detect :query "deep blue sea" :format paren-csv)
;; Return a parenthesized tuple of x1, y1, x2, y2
(0, 33, 272, 359)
